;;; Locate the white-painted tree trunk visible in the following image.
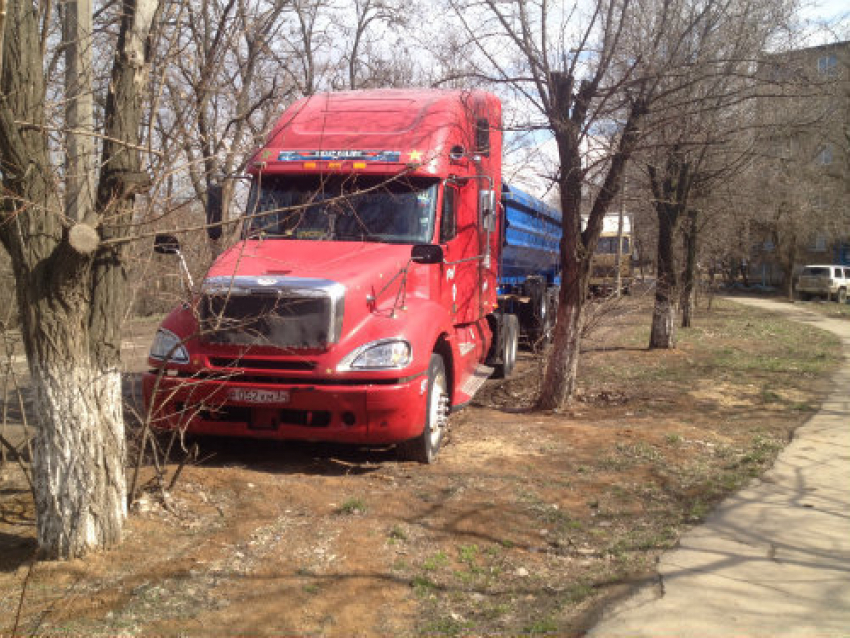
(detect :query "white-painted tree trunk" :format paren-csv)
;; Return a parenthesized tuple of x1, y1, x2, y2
(0, 0, 157, 559)
(30, 362, 126, 557)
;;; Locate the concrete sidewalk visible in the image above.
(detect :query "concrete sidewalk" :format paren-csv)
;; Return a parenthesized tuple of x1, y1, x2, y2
(588, 297, 850, 638)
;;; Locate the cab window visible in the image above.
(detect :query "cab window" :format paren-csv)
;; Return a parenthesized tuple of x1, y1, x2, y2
(440, 185, 458, 243)
(475, 118, 490, 157)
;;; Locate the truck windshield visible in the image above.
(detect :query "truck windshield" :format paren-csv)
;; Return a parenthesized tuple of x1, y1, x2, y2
(244, 174, 438, 244)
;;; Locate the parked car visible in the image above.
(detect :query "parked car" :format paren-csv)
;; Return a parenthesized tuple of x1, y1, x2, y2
(796, 265, 850, 302)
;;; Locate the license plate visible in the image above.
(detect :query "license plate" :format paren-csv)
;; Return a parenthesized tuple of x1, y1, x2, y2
(228, 388, 290, 404)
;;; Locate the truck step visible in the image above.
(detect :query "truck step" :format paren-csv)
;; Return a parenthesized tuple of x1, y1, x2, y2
(460, 364, 494, 398)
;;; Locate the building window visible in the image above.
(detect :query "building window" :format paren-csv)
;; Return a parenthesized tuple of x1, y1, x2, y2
(812, 233, 827, 252)
(817, 54, 837, 76)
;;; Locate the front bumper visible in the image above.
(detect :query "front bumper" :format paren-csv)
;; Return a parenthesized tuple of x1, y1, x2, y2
(142, 371, 428, 444)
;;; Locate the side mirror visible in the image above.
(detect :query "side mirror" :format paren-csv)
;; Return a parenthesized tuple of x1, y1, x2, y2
(154, 233, 195, 291)
(206, 184, 223, 241)
(154, 233, 181, 254)
(479, 189, 496, 231)
(411, 244, 444, 264)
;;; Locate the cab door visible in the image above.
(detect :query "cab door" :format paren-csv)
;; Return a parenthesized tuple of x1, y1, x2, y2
(439, 181, 479, 325)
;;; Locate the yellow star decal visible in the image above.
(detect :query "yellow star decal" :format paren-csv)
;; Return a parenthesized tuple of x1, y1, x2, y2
(408, 150, 423, 163)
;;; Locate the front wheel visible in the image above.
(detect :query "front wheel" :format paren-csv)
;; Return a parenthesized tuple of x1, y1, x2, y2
(397, 354, 449, 464)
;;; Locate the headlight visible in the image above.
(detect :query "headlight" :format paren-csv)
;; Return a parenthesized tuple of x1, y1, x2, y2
(337, 339, 412, 371)
(149, 329, 190, 364)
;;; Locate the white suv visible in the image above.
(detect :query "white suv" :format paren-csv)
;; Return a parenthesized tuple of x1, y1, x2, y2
(797, 265, 850, 303)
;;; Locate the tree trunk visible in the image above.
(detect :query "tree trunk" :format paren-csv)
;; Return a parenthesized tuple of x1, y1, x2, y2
(537, 265, 586, 409)
(23, 298, 126, 557)
(648, 152, 690, 349)
(4, 199, 126, 559)
(782, 237, 797, 301)
(680, 208, 698, 328)
(650, 204, 678, 348)
(0, 0, 158, 559)
(64, 0, 96, 224)
(536, 73, 647, 409)
(537, 123, 585, 409)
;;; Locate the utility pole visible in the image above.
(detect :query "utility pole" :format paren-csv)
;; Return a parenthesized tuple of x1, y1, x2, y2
(64, 0, 95, 223)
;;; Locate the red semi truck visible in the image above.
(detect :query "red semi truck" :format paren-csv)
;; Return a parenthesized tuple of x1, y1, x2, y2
(144, 89, 559, 462)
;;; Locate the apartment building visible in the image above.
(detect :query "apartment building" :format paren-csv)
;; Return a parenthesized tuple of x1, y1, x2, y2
(748, 40, 849, 288)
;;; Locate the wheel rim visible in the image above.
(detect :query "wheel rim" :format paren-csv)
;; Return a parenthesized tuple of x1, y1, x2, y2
(426, 371, 448, 450)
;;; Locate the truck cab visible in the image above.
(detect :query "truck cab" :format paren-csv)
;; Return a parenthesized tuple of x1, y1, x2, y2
(143, 89, 507, 462)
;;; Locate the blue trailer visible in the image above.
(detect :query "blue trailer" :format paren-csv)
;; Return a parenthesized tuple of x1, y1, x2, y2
(500, 183, 562, 292)
(486, 183, 562, 369)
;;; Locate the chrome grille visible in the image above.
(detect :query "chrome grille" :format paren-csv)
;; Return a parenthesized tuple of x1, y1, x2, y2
(200, 276, 345, 349)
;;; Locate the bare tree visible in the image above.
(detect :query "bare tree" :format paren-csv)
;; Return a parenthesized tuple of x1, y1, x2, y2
(451, 0, 798, 397)
(453, 0, 713, 407)
(629, 0, 798, 347)
(342, 0, 407, 90)
(0, 0, 159, 558)
(154, 0, 293, 249)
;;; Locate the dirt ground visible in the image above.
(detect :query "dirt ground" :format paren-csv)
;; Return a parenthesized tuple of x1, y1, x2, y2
(0, 295, 840, 637)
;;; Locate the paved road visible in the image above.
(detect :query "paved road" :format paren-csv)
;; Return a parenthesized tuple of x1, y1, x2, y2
(589, 297, 850, 638)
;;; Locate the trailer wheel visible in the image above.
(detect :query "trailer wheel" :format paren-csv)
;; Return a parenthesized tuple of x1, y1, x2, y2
(397, 354, 449, 464)
(530, 291, 554, 349)
(492, 314, 519, 379)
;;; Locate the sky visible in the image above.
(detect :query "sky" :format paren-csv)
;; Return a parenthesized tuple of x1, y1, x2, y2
(798, 0, 849, 44)
(802, 0, 849, 23)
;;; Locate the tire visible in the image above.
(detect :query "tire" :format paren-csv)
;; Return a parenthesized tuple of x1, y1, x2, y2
(397, 354, 449, 464)
(839, 288, 848, 304)
(492, 313, 519, 379)
(530, 292, 553, 349)
(798, 291, 809, 301)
